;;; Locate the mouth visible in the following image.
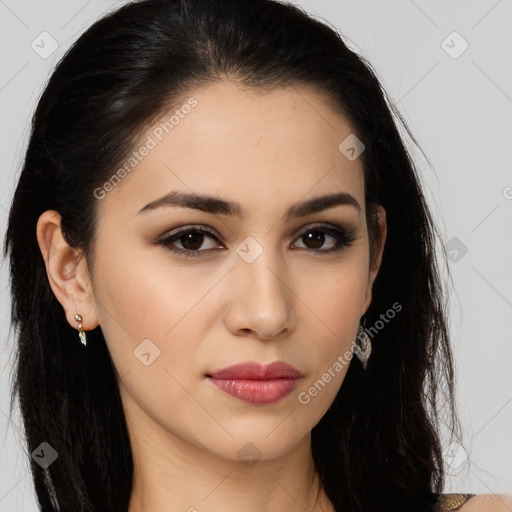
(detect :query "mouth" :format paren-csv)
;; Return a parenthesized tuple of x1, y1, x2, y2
(206, 361, 303, 405)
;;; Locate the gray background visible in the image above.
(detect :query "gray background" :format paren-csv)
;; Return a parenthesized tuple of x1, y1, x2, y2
(1, 0, 511, 509)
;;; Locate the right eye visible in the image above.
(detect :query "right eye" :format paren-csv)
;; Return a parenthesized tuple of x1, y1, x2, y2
(156, 226, 224, 258)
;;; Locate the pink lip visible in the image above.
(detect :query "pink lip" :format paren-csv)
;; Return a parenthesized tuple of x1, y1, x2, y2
(207, 361, 303, 405)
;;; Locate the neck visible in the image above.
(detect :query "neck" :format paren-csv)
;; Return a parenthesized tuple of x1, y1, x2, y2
(124, 398, 334, 512)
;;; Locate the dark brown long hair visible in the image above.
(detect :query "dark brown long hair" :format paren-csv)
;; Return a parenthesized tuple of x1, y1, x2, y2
(4, 0, 460, 510)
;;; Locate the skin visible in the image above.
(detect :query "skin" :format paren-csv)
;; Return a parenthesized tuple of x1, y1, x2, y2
(37, 80, 386, 511)
(35, 81, 512, 512)
(460, 495, 512, 511)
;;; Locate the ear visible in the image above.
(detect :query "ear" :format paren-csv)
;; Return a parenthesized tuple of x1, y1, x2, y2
(361, 205, 387, 316)
(36, 210, 99, 332)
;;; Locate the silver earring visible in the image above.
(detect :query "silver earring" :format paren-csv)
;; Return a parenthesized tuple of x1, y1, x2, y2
(354, 320, 371, 370)
(75, 314, 87, 346)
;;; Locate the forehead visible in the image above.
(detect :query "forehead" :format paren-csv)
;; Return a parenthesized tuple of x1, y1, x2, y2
(96, 81, 365, 220)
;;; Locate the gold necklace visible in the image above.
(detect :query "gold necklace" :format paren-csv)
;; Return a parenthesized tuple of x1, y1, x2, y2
(437, 493, 474, 510)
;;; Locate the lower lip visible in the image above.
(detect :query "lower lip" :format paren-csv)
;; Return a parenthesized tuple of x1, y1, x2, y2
(207, 377, 300, 404)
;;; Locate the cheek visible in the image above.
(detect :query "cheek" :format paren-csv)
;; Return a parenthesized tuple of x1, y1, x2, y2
(298, 255, 368, 332)
(293, 259, 367, 400)
(94, 248, 214, 434)
(92, 242, 218, 377)
(294, 321, 356, 418)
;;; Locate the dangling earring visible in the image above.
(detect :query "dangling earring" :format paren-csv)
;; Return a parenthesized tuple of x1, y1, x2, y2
(354, 318, 371, 370)
(75, 314, 87, 346)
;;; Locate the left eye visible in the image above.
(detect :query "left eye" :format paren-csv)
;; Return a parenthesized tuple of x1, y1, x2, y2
(156, 224, 356, 258)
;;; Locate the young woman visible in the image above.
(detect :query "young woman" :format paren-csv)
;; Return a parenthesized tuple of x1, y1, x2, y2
(4, 0, 511, 511)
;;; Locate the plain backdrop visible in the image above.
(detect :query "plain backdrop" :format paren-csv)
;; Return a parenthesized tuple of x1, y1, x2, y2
(1, 0, 511, 509)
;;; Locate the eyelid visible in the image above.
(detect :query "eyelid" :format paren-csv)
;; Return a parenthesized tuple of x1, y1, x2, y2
(289, 221, 354, 238)
(160, 224, 221, 242)
(158, 221, 354, 241)
(155, 221, 357, 258)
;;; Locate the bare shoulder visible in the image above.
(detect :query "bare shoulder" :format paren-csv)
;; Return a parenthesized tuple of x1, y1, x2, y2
(459, 494, 512, 511)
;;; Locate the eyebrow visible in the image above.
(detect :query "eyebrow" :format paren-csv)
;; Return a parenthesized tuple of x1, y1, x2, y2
(137, 190, 361, 219)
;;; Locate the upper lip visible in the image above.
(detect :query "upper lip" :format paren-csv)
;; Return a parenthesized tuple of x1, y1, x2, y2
(208, 361, 303, 380)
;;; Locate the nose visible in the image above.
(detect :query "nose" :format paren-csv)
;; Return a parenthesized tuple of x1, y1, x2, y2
(223, 241, 296, 341)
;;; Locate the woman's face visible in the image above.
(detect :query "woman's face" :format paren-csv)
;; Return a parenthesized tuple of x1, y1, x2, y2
(80, 81, 386, 462)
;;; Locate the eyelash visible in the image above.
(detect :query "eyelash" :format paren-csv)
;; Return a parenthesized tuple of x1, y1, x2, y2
(156, 223, 357, 259)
